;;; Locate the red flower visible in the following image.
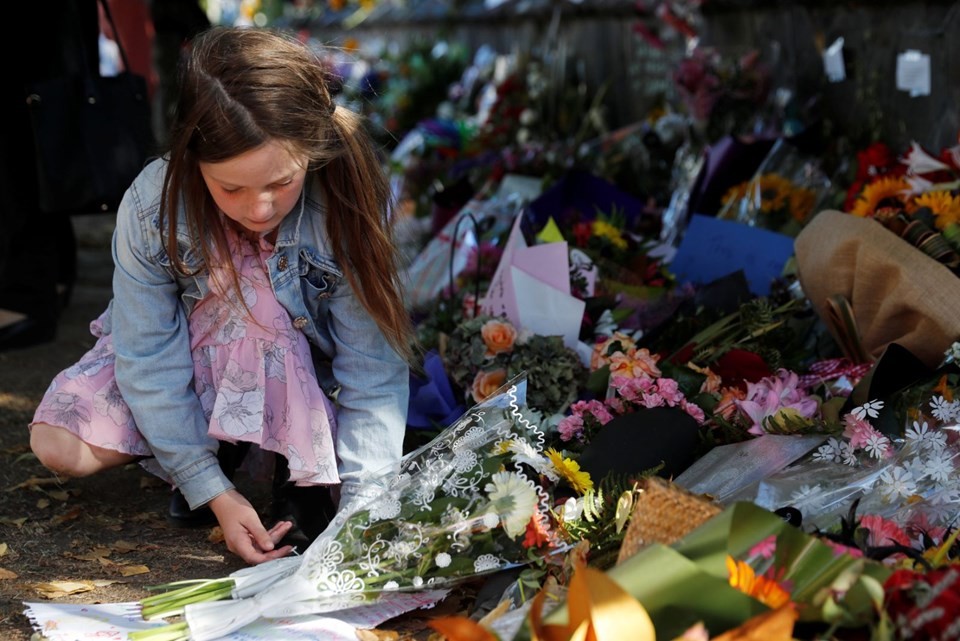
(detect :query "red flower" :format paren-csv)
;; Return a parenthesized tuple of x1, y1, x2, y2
(711, 349, 773, 391)
(883, 566, 960, 640)
(855, 142, 896, 181)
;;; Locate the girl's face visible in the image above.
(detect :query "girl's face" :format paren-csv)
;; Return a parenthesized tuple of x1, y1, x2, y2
(199, 140, 309, 237)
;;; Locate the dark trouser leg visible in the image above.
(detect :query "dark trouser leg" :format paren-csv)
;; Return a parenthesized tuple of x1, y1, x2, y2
(270, 454, 336, 549)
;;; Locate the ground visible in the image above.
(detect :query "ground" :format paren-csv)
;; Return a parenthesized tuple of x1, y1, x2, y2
(0, 215, 460, 640)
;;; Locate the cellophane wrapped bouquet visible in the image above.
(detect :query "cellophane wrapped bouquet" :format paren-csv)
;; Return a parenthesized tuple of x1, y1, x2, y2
(132, 375, 573, 641)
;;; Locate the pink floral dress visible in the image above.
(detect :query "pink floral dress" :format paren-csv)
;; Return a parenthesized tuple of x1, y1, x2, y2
(31, 227, 339, 487)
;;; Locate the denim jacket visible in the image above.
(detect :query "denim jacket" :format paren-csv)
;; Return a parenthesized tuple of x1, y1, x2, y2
(104, 157, 409, 510)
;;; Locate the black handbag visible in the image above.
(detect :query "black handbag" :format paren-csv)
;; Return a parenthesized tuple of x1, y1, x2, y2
(25, 0, 156, 214)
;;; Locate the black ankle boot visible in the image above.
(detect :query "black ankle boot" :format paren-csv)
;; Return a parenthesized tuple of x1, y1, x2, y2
(167, 441, 251, 527)
(270, 454, 336, 549)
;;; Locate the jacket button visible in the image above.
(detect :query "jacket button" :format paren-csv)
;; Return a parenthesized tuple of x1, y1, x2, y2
(293, 316, 308, 329)
(278, 255, 289, 271)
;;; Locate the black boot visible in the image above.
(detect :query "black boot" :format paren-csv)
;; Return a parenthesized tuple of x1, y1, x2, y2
(167, 441, 251, 527)
(270, 454, 336, 550)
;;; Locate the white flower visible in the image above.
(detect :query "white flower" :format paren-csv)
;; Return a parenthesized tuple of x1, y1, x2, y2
(879, 466, 918, 501)
(864, 433, 891, 460)
(412, 576, 424, 587)
(435, 553, 451, 568)
(946, 341, 960, 364)
(507, 440, 557, 481)
(561, 496, 583, 522)
(384, 581, 399, 590)
(903, 141, 951, 175)
(852, 399, 884, 420)
(484, 471, 539, 538)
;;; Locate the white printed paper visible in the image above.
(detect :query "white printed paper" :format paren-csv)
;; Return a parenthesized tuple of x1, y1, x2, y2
(822, 37, 846, 82)
(896, 49, 931, 97)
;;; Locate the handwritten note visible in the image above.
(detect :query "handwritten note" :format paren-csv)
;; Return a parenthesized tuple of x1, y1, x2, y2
(668, 214, 795, 296)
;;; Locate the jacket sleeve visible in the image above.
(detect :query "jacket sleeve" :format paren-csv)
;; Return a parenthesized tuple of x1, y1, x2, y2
(110, 179, 233, 509)
(326, 281, 409, 504)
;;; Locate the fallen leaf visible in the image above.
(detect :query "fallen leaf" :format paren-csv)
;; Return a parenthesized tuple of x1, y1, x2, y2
(0, 543, 7, 557)
(111, 540, 139, 553)
(46, 489, 70, 501)
(98, 557, 117, 568)
(118, 565, 150, 577)
(92, 579, 122, 587)
(50, 507, 83, 525)
(34, 581, 95, 599)
(36, 498, 50, 509)
(0, 568, 17, 580)
(70, 547, 112, 562)
(0, 517, 27, 528)
(208, 527, 225, 544)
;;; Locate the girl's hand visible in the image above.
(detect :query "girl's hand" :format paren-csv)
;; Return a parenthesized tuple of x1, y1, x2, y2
(208, 489, 295, 564)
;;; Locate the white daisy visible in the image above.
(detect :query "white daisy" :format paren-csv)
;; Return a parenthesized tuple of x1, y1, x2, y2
(435, 553, 451, 568)
(485, 471, 539, 538)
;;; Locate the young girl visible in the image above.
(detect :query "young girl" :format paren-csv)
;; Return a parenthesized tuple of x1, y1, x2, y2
(29, 26, 413, 565)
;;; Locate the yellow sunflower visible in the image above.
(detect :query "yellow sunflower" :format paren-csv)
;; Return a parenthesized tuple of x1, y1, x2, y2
(545, 448, 593, 494)
(850, 176, 911, 217)
(912, 191, 960, 230)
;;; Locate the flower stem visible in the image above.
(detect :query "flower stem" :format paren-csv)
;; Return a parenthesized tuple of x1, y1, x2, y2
(128, 621, 190, 641)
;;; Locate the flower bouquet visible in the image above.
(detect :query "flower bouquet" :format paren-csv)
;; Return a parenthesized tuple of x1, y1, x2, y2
(442, 314, 585, 416)
(717, 138, 832, 237)
(131, 375, 580, 641)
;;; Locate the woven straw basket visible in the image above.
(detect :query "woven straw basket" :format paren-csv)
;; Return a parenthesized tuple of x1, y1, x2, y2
(616, 477, 722, 565)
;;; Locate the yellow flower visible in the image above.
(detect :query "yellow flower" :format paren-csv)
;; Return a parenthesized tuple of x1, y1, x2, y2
(726, 555, 792, 609)
(546, 448, 593, 494)
(591, 220, 628, 250)
(850, 176, 911, 217)
(787, 185, 817, 222)
(913, 190, 960, 230)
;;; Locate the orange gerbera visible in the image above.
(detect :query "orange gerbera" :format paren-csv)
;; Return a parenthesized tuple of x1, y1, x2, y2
(849, 176, 911, 217)
(726, 555, 792, 609)
(913, 190, 960, 229)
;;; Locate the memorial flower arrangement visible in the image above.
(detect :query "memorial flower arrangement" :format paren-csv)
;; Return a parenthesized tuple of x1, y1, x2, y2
(442, 315, 585, 416)
(131, 376, 593, 641)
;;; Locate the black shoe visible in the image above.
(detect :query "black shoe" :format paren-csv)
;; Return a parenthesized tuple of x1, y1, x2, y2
(0, 317, 57, 351)
(167, 489, 217, 527)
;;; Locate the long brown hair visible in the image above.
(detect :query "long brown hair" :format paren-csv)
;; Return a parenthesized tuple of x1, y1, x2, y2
(160, 26, 412, 359)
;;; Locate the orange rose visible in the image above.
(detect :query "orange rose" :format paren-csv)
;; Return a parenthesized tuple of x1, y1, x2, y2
(481, 319, 517, 356)
(471, 368, 507, 403)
